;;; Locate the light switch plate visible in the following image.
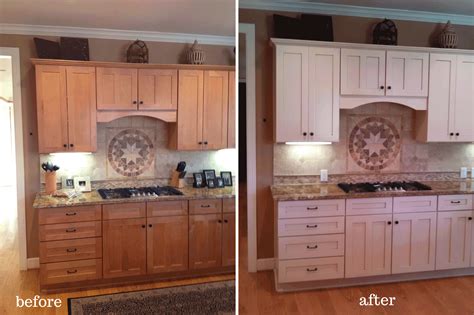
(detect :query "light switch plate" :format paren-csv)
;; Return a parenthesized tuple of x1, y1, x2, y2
(320, 169, 328, 182)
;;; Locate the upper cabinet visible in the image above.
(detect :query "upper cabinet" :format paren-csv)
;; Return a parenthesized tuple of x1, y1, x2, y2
(138, 69, 177, 110)
(96, 67, 138, 110)
(385, 51, 428, 97)
(227, 71, 236, 148)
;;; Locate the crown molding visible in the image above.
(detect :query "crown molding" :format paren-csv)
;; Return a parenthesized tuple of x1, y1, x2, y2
(0, 23, 235, 46)
(240, 1, 474, 26)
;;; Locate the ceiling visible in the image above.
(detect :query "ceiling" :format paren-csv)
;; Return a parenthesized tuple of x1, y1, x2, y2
(0, 0, 235, 36)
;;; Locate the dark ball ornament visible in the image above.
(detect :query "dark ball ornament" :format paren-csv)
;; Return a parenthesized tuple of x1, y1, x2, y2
(127, 39, 149, 63)
(373, 19, 397, 45)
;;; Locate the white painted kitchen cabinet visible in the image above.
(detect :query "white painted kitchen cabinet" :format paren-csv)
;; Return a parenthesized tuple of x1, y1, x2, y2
(436, 210, 473, 270)
(392, 212, 436, 274)
(345, 214, 392, 278)
(454, 55, 474, 141)
(385, 51, 429, 97)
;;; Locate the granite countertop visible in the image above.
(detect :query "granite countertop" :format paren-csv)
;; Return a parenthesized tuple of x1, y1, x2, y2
(33, 186, 235, 209)
(271, 180, 474, 201)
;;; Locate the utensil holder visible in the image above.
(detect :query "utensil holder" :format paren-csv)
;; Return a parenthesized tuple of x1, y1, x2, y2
(45, 172, 57, 194)
(170, 170, 185, 188)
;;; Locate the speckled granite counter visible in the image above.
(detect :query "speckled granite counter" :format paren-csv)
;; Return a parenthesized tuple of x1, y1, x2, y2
(33, 186, 235, 208)
(271, 180, 474, 201)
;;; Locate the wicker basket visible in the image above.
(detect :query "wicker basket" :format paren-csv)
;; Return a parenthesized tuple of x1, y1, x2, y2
(439, 21, 458, 48)
(187, 40, 206, 65)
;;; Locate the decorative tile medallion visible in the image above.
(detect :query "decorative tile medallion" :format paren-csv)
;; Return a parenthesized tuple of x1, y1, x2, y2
(347, 116, 401, 172)
(107, 128, 155, 177)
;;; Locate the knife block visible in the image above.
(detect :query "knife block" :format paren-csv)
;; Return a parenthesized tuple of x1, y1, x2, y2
(45, 171, 57, 194)
(170, 170, 185, 188)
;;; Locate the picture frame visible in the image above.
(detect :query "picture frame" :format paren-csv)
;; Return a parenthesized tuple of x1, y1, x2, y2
(193, 172, 204, 188)
(73, 176, 91, 192)
(61, 176, 75, 189)
(207, 179, 216, 189)
(203, 169, 216, 185)
(216, 177, 224, 188)
(220, 171, 233, 186)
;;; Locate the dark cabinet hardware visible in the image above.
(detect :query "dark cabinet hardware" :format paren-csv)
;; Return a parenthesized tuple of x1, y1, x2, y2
(307, 206, 318, 210)
(306, 267, 318, 272)
(387, 221, 392, 225)
(141, 224, 146, 228)
(63, 144, 67, 148)
(67, 269, 78, 274)
(387, 86, 392, 90)
(65, 228, 76, 233)
(450, 133, 454, 136)
(306, 224, 318, 228)
(198, 141, 203, 145)
(450, 201, 461, 204)
(66, 248, 77, 253)
(148, 224, 153, 227)
(306, 245, 318, 249)
(201, 205, 211, 208)
(380, 86, 384, 89)
(218, 220, 222, 223)
(395, 221, 399, 224)
(65, 212, 77, 216)
(139, 101, 143, 104)
(303, 132, 307, 136)
(456, 133, 460, 136)
(70, 144, 74, 148)
(133, 101, 137, 104)
(468, 217, 472, 220)
(310, 132, 314, 136)
(204, 141, 208, 145)
(224, 219, 228, 223)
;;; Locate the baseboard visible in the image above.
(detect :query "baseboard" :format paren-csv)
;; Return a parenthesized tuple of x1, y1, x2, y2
(27, 257, 39, 269)
(257, 258, 275, 271)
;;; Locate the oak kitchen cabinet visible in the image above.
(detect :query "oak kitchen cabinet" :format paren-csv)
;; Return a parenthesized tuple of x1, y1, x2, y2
(36, 65, 97, 153)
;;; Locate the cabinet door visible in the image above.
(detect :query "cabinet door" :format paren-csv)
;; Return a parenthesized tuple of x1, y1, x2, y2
(453, 55, 474, 142)
(138, 69, 177, 110)
(147, 216, 188, 274)
(103, 218, 146, 278)
(275, 45, 309, 142)
(203, 71, 228, 150)
(436, 210, 473, 270)
(308, 47, 340, 142)
(392, 212, 436, 274)
(345, 214, 392, 278)
(65, 66, 97, 152)
(175, 70, 204, 150)
(227, 71, 236, 148)
(222, 213, 235, 267)
(96, 67, 137, 110)
(36, 65, 68, 153)
(341, 48, 386, 96)
(189, 214, 222, 269)
(386, 51, 429, 97)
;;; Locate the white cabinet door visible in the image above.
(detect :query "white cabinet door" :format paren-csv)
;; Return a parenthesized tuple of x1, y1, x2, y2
(275, 45, 308, 142)
(308, 47, 340, 142)
(453, 55, 474, 142)
(345, 214, 392, 278)
(436, 210, 473, 270)
(341, 48, 386, 96)
(392, 212, 436, 274)
(386, 51, 429, 97)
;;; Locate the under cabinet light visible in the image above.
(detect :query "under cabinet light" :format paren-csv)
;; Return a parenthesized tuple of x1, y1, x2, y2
(49, 152, 92, 156)
(285, 142, 332, 145)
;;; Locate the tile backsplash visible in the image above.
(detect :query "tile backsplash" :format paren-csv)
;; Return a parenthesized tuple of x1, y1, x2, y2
(274, 102, 474, 176)
(40, 117, 237, 184)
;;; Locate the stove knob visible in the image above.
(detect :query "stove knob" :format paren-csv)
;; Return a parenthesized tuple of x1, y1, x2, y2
(147, 192, 151, 196)
(131, 193, 136, 197)
(152, 192, 158, 196)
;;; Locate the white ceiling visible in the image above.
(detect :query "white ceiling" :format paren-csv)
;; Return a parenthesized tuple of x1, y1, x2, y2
(0, 0, 235, 36)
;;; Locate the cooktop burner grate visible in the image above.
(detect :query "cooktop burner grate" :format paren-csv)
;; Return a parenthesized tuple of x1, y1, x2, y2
(337, 181, 432, 193)
(98, 186, 183, 199)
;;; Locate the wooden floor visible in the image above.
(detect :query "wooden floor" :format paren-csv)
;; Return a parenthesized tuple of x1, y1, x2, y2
(0, 186, 234, 315)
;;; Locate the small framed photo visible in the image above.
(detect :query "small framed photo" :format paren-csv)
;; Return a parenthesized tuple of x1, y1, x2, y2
(193, 172, 204, 188)
(216, 177, 225, 188)
(61, 176, 75, 189)
(220, 171, 233, 186)
(73, 176, 91, 192)
(207, 179, 216, 189)
(203, 169, 216, 185)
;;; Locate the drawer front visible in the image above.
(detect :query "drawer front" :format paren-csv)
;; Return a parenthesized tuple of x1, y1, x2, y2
(39, 205, 101, 225)
(39, 221, 102, 241)
(278, 199, 345, 219)
(279, 234, 344, 260)
(223, 198, 236, 213)
(147, 200, 188, 217)
(40, 237, 102, 263)
(189, 199, 222, 214)
(40, 259, 102, 285)
(278, 257, 344, 283)
(346, 198, 393, 215)
(103, 202, 146, 220)
(438, 195, 473, 211)
(278, 217, 344, 237)
(394, 196, 437, 213)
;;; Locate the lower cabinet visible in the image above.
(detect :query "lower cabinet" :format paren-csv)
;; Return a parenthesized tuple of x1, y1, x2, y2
(189, 214, 223, 269)
(222, 213, 236, 266)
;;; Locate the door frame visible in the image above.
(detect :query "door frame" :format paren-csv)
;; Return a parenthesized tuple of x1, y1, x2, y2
(0, 47, 27, 270)
(239, 23, 257, 273)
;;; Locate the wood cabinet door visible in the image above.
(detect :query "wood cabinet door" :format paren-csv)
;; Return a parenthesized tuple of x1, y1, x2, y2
(436, 210, 473, 270)
(96, 67, 137, 110)
(340, 48, 386, 96)
(392, 212, 436, 274)
(176, 70, 203, 150)
(147, 216, 188, 274)
(227, 71, 236, 148)
(453, 55, 474, 142)
(138, 69, 177, 110)
(203, 70, 228, 150)
(222, 213, 235, 266)
(103, 218, 146, 278)
(345, 214, 392, 278)
(35, 65, 68, 153)
(189, 214, 222, 269)
(65, 66, 97, 152)
(308, 47, 340, 142)
(386, 51, 429, 97)
(275, 45, 309, 142)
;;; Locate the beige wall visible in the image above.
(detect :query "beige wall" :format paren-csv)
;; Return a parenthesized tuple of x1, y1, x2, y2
(239, 8, 474, 259)
(0, 33, 233, 258)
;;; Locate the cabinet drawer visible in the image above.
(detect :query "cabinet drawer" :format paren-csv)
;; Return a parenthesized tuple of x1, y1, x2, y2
(103, 202, 146, 220)
(189, 199, 222, 214)
(438, 195, 473, 211)
(39, 205, 101, 225)
(346, 198, 392, 215)
(394, 196, 437, 213)
(278, 257, 344, 283)
(278, 199, 345, 219)
(40, 259, 102, 285)
(40, 237, 102, 263)
(39, 221, 102, 241)
(278, 217, 344, 237)
(278, 234, 344, 260)
(147, 200, 188, 217)
(223, 198, 236, 213)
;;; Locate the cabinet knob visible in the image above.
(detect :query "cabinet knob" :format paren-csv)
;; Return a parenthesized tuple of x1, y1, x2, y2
(70, 144, 74, 148)
(395, 221, 399, 225)
(310, 132, 314, 136)
(224, 219, 228, 223)
(148, 224, 152, 227)
(303, 132, 307, 136)
(387, 221, 392, 225)
(469, 217, 472, 220)
(387, 86, 392, 90)
(63, 144, 68, 148)
(456, 133, 460, 136)
(204, 141, 208, 145)
(380, 86, 384, 89)
(450, 133, 454, 136)
(218, 220, 222, 223)
(133, 101, 137, 104)
(141, 224, 146, 228)
(139, 101, 143, 104)
(198, 141, 203, 145)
